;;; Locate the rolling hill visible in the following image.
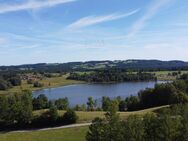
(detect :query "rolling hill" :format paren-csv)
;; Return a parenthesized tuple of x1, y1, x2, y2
(1, 60, 188, 72)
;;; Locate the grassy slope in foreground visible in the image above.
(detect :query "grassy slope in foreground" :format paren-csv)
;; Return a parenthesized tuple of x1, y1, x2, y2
(73, 106, 165, 122)
(50, 106, 168, 123)
(0, 106, 168, 141)
(0, 126, 88, 141)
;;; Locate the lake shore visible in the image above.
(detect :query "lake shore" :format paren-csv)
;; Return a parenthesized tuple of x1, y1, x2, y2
(0, 75, 85, 95)
(33, 80, 167, 106)
(0, 70, 178, 95)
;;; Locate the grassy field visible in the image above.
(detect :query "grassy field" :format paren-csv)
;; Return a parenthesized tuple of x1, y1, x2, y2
(0, 75, 84, 95)
(74, 70, 188, 81)
(33, 106, 168, 123)
(149, 70, 188, 81)
(0, 126, 88, 141)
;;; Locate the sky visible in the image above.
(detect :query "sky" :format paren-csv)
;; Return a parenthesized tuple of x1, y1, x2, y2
(0, 0, 188, 65)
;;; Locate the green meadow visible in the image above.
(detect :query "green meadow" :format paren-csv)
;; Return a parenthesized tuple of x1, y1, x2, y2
(0, 126, 88, 141)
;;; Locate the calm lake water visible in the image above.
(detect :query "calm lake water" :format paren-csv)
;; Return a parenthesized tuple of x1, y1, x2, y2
(33, 81, 167, 106)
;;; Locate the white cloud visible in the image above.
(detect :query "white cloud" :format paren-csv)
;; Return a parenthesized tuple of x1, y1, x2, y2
(127, 0, 172, 38)
(18, 44, 41, 49)
(67, 9, 139, 30)
(0, 0, 77, 14)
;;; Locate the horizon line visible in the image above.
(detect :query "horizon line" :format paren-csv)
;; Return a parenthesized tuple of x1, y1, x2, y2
(1, 59, 188, 67)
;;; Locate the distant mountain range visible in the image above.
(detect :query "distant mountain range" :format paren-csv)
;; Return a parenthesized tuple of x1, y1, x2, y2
(1, 60, 188, 72)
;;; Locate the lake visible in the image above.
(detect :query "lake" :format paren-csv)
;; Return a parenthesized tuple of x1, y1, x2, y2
(33, 81, 167, 106)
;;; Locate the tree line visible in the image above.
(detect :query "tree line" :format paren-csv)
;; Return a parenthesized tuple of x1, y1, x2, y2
(32, 80, 188, 113)
(1, 60, 188, 72)
(83, 80, 188, 112)
(67, 70, 157, 83)
(32, 94, 69, 110)
(0, 91, 78, 130)
(86, 103, 188, 141)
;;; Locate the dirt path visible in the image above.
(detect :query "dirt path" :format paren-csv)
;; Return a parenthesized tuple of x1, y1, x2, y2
(10, 123, 92, 133)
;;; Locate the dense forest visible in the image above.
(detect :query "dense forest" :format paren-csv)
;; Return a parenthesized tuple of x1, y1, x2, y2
(0, 60, 188, 72)
(67, 70, 157, 82)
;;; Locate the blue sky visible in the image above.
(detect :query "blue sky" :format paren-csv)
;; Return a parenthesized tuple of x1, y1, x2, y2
(0, 0, 188, 65)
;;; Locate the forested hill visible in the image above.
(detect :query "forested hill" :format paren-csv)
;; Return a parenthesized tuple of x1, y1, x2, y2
(1, 60, 188, 72)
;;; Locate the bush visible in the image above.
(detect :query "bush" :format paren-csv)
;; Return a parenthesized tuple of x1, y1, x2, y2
(33, 81, 43, 87)
(32, 94, 49, 110)
(33, 106, 58, 127)
(9, 77, 21, 86)
(27, 79, 34, 84)
(0, 80, 9, 90)
(55, 98, 69, 110)
(62, 109, 78, 124)
(180, 73, 188, 80)
(48, 106, 58, 122)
